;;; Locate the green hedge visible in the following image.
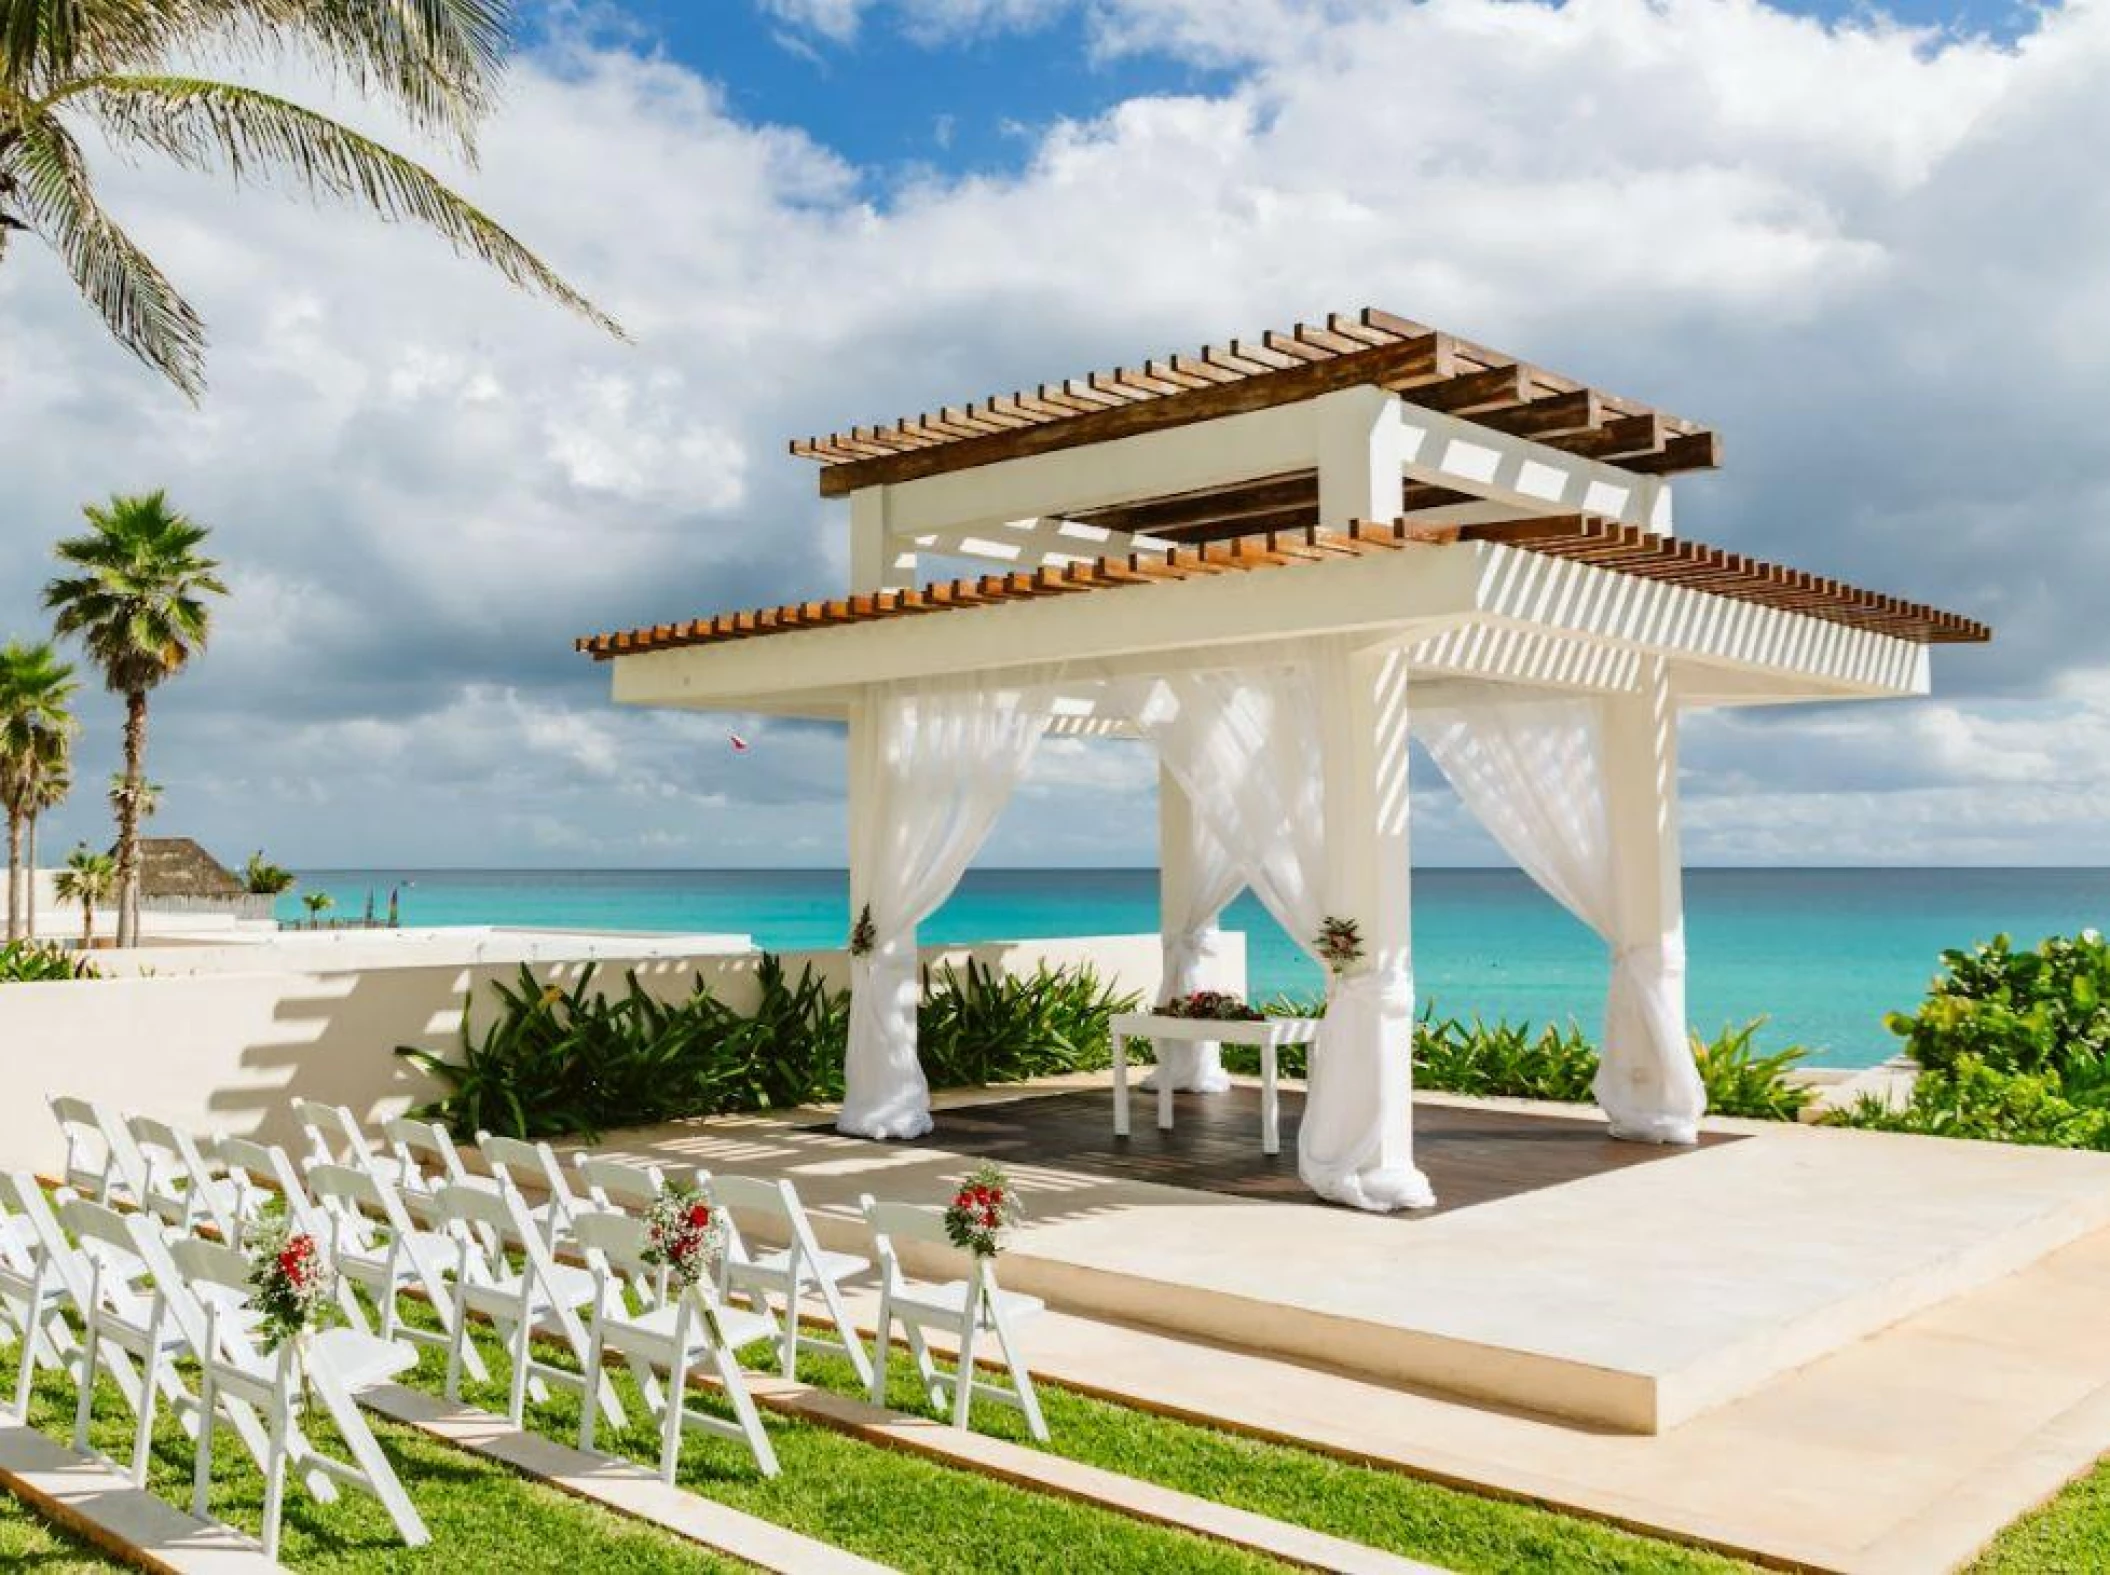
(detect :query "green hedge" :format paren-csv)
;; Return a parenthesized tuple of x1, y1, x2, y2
(399, 955, 1138, 1140)
(1827, 931, 2110, 1148)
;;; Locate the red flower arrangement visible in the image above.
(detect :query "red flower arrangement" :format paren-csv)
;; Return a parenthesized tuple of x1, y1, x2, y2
(1155, 989, 1264, 1022)
(640, 1182, 727, 1288)
(246, 1213, 336, 1353)
(943, 1162, 1021, 1258)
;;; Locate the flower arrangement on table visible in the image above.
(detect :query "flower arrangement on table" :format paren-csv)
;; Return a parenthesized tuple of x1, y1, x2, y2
(640, 1181, 728, 1288)
(247, 1213, 337, 1354)
(943, 1161, 1021, 1258)
(1154, 989, 1265, 1022)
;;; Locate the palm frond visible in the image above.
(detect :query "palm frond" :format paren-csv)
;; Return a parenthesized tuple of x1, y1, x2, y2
(80, 73, 623, 337)
(5, 107, 206, 395)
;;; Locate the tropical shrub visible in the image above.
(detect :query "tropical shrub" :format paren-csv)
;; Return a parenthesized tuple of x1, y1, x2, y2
(1692, 1019, 1815, 1121)
(0, 940, 97, 982)
(1222, 1007, 1808, 1119)
(1825, 1055, 2110, 1151)
(917, 959, 1139, 1088)
(1885, 931, 2110, 1079)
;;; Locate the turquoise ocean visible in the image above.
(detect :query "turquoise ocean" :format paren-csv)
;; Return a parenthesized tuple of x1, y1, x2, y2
(282, 868, 2110, 1069)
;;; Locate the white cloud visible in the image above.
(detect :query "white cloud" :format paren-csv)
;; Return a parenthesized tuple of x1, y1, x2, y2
(2, 0, 2105, 869)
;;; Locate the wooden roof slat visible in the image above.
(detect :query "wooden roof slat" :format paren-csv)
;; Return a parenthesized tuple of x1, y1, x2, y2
(1411, 363, 1531, 416)
(578, 514, 1987, 658)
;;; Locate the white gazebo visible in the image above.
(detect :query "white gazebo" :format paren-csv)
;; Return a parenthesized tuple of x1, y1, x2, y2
(579, 308, 1986, 1213)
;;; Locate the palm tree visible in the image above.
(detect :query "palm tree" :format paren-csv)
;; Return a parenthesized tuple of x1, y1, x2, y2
(0, 0, 620, 398)
(45, 492, 226, 946)
(301, 889, 333, 928)
(53, 843, 114, 951)
(0, 639, 79, 941)
(242, 850, 296, 896)
(25, 758, 72, 941)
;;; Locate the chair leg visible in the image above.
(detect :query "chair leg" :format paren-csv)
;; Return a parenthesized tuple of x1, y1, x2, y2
(950, 1311, 980, 1431)
(578, 1324, 605, 1454)
(260, 1398, 288, 1564)
(130, 1340, 160, 1486)
(9, 1310, 38, 1424)
(443, 1291, 469, 1403)
(314, 1365, 431, 1549)
(991, 1306, 1049, 1443)
(780, 1271, 801, 1380)
(659, 1350, 687, 1486)
(708, 1340, 779, 1478)
(816, 1271, 874, 1389)
(506, 1315, 532, 1429)
(72, 1322, 98, 1456)
(903, 1320, 944, 1412)
(190, 1368, 216, 1521)
(868, 1291, 892, 1408)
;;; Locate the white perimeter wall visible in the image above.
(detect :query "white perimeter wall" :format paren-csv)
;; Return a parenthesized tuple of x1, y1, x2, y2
(0, 932, 1242, 1176)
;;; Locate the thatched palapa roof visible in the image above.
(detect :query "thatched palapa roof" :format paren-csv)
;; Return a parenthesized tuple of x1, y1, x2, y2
(132, 838, 244, 900)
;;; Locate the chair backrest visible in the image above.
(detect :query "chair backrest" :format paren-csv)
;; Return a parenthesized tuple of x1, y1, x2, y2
(571, 1209, 653, 1280)
(433, 1179, 568, 1295)
(165, 1235, 272, 1374)
(48, 1096, 113, 1196)
(479, 1134, 577, 1217)
(860, 1197, 964, 1292)
(574, 1155, 666, 1215)
(128, 1114, 232, 1232)
(305, 1162, 389, 1253)
(59, 1099, 149, 1200)
(59, 1197, 156, 1325)
(215, 1137, 319, 1237)
(291, 1100, 383, 1172)
(0, 1173, 92, 1307)
(382, 1117, 469, 1189)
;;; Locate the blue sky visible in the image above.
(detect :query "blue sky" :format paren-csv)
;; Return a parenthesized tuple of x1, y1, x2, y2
(2, 0, 2103, 869)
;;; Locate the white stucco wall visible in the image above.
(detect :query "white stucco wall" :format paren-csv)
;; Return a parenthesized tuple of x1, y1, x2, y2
(0, 931, 1237, 1175)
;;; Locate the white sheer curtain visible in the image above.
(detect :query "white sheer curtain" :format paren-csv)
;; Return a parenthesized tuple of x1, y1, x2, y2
(838, 669, 1063, 1139)
(1416, 688, 1704, 1144)
(1137, 643, 1431, 1210)
(1146, 795, 1244, 1094)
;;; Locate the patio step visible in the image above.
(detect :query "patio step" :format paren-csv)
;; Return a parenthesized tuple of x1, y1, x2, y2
(0, 1423, 284, 1574)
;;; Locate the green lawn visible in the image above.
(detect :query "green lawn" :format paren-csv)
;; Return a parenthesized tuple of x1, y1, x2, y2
(11, 1307, 2110, 1574)
(0, 1485, 122, 1571)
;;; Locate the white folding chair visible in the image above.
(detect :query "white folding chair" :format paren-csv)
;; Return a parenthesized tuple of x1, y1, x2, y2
(477, 1134, 584, 1251)
(289, 1100, 414, 1190)
(431, 1181, 624, 1430)
(50, 1097, 146, 1206)
(709, 1172, 873, 1386)
(861, 1196, 1048, 1441)
(572, 1211, 779, 1482)
(127, 1114, 248, 1239)
(63, 1197, 232, 1486)
(305, 1162, 487, 1381)
(175, 1236, 428, 1560)
(0, 1176, 151, 1419)
(0, 1174, 79, 1422)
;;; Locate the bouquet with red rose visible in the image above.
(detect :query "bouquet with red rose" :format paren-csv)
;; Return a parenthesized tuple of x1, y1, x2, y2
(246, 1213, 336, 1353)
(640, 1182, 727, 1288)
(943, 1162, 1021, 1258)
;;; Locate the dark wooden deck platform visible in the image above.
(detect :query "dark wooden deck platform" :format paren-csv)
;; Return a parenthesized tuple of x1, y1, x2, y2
(913, 1086, 1740, 1217)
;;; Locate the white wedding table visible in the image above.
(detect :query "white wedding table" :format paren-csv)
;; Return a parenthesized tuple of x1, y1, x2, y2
(1110, 1012, 1321, 1157)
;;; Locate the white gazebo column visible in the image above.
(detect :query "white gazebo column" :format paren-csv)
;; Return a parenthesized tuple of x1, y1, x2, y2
(850, 486, 918, 592)
(839, 692, 932, 1139)
(1596, 655, 1706, 1143)
(1149, 764, 1233, 1093)
(1302, 639, 1434, 1210)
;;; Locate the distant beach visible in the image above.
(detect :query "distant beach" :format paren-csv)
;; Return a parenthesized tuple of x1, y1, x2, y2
(281, 867, 2110, 1069)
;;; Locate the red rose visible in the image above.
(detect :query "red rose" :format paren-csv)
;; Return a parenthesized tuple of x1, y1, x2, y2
(687, 1204, 710, 1228)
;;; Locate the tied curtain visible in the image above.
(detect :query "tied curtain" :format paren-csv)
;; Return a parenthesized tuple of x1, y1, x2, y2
(838, 670, 1063, 1140)
(1135, 643, 1431, 1211)
(1416, 688, 1704, 1144)
(1146, 804, 1242, 1094)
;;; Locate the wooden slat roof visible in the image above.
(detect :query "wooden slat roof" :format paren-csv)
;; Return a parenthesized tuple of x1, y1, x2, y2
(790, 308, 1720, 497)
(577, 516, 1989, 661)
